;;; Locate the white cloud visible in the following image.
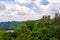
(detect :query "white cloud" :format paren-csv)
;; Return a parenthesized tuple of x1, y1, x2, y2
(15, 0, 31, 4)
(0, 1, 42, 22)
(0, 0, 60, 21)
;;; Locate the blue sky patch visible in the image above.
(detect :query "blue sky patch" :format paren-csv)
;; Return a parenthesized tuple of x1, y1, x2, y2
(40, 0, 49, 5)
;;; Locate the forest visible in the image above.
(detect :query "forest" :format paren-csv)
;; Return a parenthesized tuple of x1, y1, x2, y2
(0, 13, 60, 40)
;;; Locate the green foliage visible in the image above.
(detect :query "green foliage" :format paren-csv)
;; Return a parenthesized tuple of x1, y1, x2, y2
(0, 13, 60, 40)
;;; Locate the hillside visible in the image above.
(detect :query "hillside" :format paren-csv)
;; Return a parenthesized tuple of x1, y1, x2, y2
(0, 13, 60, 40)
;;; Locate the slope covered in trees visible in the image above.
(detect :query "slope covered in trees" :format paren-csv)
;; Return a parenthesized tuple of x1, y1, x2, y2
(0, 13, 60, 40)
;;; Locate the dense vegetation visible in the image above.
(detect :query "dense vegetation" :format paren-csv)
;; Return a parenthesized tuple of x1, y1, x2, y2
(0, 13, 60, 40)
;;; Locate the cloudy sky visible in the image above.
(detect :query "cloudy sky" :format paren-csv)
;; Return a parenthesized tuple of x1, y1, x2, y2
(0, 0, 60, 22)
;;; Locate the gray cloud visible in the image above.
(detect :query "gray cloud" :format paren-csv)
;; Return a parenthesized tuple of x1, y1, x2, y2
(0, 3, 6, 10)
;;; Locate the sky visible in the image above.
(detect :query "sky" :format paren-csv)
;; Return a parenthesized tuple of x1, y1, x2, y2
(0, 0, 60, 22)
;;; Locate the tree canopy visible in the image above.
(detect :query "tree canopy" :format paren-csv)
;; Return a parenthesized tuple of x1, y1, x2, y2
(0, 13, 60, 40)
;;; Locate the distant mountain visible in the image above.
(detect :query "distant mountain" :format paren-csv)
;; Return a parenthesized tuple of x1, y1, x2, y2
(0, 21, 18, 30)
